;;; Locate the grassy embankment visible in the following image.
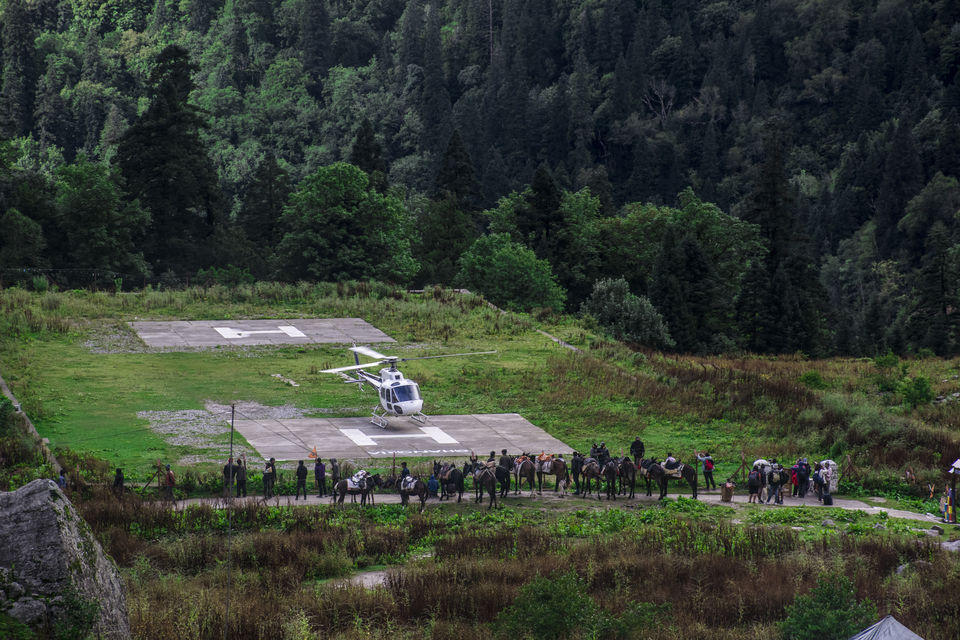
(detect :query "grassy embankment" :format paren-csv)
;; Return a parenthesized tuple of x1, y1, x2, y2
(1, 281, 958, 501)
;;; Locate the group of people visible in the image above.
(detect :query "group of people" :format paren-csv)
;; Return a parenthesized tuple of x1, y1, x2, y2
(746, 458, 835, 504)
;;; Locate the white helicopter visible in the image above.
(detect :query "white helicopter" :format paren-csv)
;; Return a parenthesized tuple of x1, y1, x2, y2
(321, 346, 495, 428)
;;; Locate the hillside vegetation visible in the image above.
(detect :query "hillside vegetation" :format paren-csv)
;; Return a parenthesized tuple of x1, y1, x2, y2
(2, 0, 960, 355)
(1, 283, 957, 497)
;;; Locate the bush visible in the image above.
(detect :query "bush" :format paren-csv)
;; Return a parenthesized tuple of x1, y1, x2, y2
(799, 370, 829, 389)
(900, 375, 934, 408)
(455, 233, 566, 312)
(779, 572, 877, 640)
(580, 278, 674, 349)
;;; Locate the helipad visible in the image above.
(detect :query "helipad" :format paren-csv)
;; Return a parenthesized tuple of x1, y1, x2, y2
(232, 413, 571, 461)
(129, 318, 394, 348)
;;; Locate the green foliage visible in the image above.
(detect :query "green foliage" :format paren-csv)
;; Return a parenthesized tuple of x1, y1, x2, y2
(53, 583, 99, 640)
(779, 572, 877, 640)
(275, 162, 417, 284)
(456, 233, 566, 312)
(900, 375, 934, 408)
(491, 570, 615, 640)
(799, 371, 830, 389)
(581, 277, 674, 349)
(195, 264, 255, 287)
(0, 611, 35, 640)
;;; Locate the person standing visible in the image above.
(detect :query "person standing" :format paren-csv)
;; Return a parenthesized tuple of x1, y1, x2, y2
(630, 437, 645, 467)
(236, 458, 247, 497)
(164, 464, 176, 502)
(571, 452, 584, 495)
(295, 460, 308, 500)
(57, 469, 67, 490)
(766, 461, 784, 505)
(263, 458, 276, 499)
(223, 457, 236, 497)
(796, 459, 810, 498)
(697, 452, 717, 490)
(315, 458, 326, 497)
(112, 468, 124, 498)
(747, 465, 762, 503)
(330, 458, 340, 487)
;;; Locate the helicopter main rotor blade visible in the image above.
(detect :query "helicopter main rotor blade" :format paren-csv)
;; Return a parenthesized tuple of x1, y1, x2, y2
(320, 360, 386, 374)
(350, 345, 390, 360)
(399, 350, 497, 362)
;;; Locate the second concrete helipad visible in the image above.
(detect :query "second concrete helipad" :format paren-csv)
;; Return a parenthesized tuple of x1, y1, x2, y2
(130, 318, 394, 348)
(232, 413, 571, 461)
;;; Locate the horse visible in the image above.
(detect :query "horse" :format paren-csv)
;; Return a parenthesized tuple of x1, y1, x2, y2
(468, 462, 499, 509)
(580, 458, 602, 500)
(513, 457, 536, 496)
(332, 473, 381, 506)
(433, 461, 464, 502)
(495, 464, 511, 498)
(637, 459, 660, 497)
(397, 476, 428, 512)
(602, 460, 619, 500)
(536, 458, 569, 494)
(647, 461, 698, 500)
(618, 457, 636, 499)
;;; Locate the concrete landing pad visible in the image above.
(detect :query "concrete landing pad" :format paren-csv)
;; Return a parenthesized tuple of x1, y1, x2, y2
(232, 413, 571, 461)
(130, 318, 394, 348)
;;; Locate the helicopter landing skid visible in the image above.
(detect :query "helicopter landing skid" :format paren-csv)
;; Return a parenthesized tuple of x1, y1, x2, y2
(410, 412, 427, 424)
(370, 406, 390, 429)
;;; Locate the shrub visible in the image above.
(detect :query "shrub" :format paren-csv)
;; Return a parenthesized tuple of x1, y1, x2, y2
(799, 370, 829, 389)
(779, 572, 877, 640)
(580, 278, 674, 349)
(900, 375, 934, 408)
(455, 233, 566, 312)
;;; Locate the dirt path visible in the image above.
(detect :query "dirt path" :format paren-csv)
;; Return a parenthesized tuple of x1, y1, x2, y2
(158, 487, 942, 524)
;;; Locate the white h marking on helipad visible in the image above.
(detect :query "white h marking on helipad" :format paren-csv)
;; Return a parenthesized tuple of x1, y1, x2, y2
(214, 325, 306, 339)
(340, 426, 459, 446)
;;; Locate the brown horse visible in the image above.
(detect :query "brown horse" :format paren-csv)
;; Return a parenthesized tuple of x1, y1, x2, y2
(514, 458, 536, 496)
(536, 458, 569, 494)
(397, 476, 428, 512)
(433, 461, 464, 502)
(332, 473, 381, 506)
(618, 457, 636, 499)
(648, 462, 698, 499)
(602, 460, 619, 500)
(580, 459, 602, 500)
(469, 462, 499, 509)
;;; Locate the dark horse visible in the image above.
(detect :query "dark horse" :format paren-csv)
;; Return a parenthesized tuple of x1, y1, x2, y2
(514, 457, 536, 496)
(602, 460, 619, 500)
(468, 462, 499, 509)
(397, 476, 428, 512)
(332, 473, 382, 506)
(648, 461, 698, 500)
(580, 458, 602, 500)
(617, 457, 636, 499)
(433, 461, 464, 502)
(495, 465, 511, 498)
(536, 458, 569, 494)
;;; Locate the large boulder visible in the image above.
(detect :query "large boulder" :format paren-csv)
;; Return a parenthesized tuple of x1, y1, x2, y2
(0, 479, 129, 638)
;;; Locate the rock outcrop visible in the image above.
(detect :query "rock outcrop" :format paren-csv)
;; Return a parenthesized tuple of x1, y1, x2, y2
(0, 479, 129, 638)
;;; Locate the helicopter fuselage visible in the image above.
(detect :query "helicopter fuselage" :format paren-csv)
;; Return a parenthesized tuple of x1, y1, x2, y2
(355, 367, 423, 418)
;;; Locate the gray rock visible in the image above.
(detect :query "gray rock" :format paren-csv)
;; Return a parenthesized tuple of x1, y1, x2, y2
(896, 560, 933, 574)
(821, 519, 836, 527)
(0, 479, 129, 639)
(6, 580, 25, 600)
(931, 525, 944, 535)
(873, 523, 886, 530)
(941, 539, 960, 552)
(9, 597, 47, 626)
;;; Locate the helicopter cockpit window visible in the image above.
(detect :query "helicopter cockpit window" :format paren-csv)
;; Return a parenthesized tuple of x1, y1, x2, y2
(394, 384, 421, 402)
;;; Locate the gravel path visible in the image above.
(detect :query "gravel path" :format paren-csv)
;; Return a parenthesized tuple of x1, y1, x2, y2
(160, 487, 943, 524)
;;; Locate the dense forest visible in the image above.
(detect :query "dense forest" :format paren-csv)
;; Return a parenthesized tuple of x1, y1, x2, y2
(1, 0, 960, 356)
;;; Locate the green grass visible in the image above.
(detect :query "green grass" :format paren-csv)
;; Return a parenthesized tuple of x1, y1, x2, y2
(3, 283, 959, 494)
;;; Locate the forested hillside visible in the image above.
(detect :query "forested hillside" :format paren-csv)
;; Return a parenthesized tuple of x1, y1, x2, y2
(1, 0, 960, 356)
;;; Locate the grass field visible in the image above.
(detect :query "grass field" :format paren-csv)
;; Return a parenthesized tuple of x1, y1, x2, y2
(2, 282, 959, 495)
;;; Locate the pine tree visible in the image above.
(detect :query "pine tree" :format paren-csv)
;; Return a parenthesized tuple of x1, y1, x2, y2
(300, 0, 329, 96)
(115, 45, 224, 277)
(237, 153, 291, 249)
(349, 117, 387, 191)
(433, 130, 481, 210)
(875, 120, 923, 259)
(0, 0, 36, 137)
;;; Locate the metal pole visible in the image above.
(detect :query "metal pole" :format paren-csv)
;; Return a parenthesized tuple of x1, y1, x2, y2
(225, 404, 235, 639)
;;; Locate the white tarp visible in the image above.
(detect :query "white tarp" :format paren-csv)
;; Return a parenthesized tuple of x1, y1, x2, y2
(848, 615, 924, 640)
